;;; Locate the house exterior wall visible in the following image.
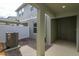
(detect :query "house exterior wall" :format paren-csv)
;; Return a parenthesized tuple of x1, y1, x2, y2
(24, 5, 37, 19)
(16, 4, 37, 20)
(26, 18, 37, 39)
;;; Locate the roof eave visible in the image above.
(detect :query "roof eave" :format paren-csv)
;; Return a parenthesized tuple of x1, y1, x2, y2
(15, 3, 27, 12)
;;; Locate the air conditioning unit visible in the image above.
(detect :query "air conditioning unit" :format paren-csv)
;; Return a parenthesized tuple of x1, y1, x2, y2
(6, 33, 18, 49)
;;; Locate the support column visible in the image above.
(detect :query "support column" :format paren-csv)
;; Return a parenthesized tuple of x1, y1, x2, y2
(77, 15, 79, 51)
(46, 15, 52, 45)
(37, 9, 45, 56)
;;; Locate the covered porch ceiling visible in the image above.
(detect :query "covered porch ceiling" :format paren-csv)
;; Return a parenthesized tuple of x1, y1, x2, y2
(31, 3, 79, 17)
(45, 3, 79, 13)
(44, 3, 79, 17)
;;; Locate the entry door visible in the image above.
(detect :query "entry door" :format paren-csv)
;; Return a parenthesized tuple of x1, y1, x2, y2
(57, 16, 76, 42)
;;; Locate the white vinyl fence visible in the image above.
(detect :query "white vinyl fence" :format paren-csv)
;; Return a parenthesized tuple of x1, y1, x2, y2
(0, 25, 29, 43)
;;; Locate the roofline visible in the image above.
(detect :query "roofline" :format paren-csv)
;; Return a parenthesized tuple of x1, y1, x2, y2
(15, 3, 27, 12)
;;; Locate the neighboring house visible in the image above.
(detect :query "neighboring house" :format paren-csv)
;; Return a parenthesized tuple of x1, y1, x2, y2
(15, 3, 37, 20)
(15, 3, 38, 39)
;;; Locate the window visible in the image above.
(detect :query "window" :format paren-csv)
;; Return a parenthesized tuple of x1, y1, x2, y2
(19, 10, 21, 14)
(22, 8, 24, 12)
(21, 12, 23, 16)
(18, 10, 22, 17)
(34, 22, 37, 27)
(33, 23, 37, 33)
(30, 6, 34, 11)
(18, 8, 24, 16)
(33, 28, 37, 33)
(21, 8, 24, 16)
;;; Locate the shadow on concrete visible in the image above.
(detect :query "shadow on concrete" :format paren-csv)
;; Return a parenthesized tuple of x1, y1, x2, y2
(6, 48, 22, 56)
(19, 38, 53, 51)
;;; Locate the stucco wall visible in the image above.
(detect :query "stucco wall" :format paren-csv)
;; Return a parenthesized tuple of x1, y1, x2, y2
(45, 14, 52, 45)
(57, 16, 76, 41)
(51, 19, 57, 42)
(51, 11, 79, 50)
(77, 15, 79, 51)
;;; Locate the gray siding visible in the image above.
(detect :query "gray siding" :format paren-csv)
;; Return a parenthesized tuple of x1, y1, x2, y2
(27, 18, 37, 39)
(17, 4, 37, 20)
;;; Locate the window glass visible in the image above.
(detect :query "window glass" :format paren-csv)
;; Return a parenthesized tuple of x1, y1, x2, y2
(33, 28, 37, 33)
(22, 8, 24, 12)
(34, 23, 37, 27)
(30, 6, 34, 11)
(33, 23, 37, 33)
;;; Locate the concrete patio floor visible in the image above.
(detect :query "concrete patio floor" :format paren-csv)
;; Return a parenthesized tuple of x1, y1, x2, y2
(19, 38, 36, 56)
(5, 39, 79, 56)
(45, 40, 79, 56)
(19, 39, 79, 56)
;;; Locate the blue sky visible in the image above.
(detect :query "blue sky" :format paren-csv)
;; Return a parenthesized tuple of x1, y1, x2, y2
(0, 0, 25, 18)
